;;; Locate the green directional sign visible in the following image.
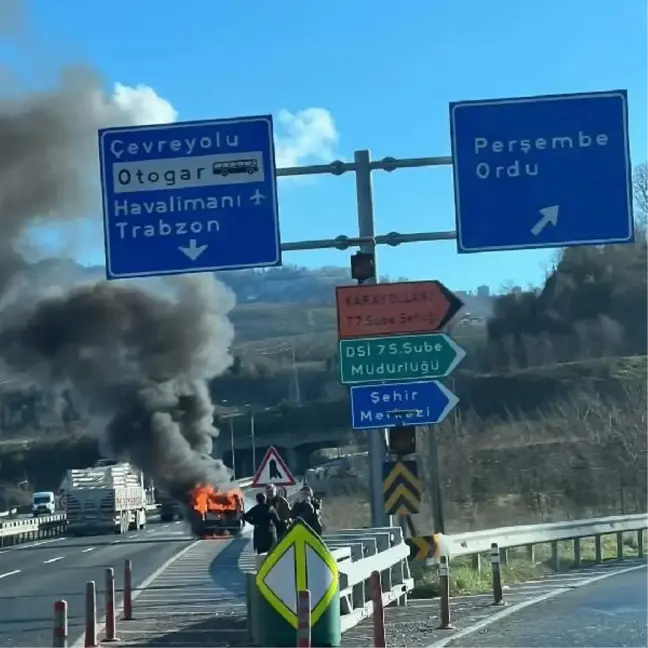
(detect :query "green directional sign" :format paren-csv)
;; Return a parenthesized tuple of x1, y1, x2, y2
(339, 333, 466, 385)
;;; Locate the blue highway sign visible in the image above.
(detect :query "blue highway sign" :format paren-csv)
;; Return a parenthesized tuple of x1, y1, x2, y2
(98, 116, 281, 279)
(349, 380, 459, 430)
(449, 90, 634, 253)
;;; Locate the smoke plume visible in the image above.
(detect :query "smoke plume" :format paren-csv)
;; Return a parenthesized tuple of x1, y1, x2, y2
(0, 60, 236, 495)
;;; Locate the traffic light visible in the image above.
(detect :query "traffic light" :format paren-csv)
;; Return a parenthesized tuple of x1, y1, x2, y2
(350, 251, 376, 283)
(388, 426, 416, 456)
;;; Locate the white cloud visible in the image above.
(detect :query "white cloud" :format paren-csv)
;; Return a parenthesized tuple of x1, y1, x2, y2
(109, 82, 179, 125)
(89, 80, 178, 129)
(274, 107, 339, 167)
(96, 82, 339, 168)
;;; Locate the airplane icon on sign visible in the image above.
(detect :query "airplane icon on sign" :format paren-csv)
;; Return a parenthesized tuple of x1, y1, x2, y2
(250, 189, 265, 206)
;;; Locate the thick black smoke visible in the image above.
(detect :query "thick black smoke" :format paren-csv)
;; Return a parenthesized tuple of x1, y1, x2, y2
(0, 278, 236, 493)
(0, 28, 235, 495)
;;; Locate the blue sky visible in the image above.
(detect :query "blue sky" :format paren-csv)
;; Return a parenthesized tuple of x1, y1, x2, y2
(15, 0, 648, 292)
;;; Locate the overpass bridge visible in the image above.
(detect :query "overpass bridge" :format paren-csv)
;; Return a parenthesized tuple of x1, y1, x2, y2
(212, 424, 359, 476)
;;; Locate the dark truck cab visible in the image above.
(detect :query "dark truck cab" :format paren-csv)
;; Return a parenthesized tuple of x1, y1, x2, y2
(159, 496, 182, 522)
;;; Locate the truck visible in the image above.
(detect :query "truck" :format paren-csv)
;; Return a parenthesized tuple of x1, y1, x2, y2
(158, 493, 183, 523)
(59, 459, 147, 536)
(188, 483, 245, 537)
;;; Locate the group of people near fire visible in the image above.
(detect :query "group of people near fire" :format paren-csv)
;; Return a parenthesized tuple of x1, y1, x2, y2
(244, 483, 323, 554)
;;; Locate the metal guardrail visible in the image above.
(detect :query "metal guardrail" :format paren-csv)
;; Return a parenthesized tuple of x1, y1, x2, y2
(325, 526, 414, 632)
(0, 512, 67, 545)
(443, 513, 648, 562)
(0, 474, 267, 546)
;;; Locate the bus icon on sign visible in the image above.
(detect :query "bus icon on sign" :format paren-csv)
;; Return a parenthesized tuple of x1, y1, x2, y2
(212, 159, 259, 177)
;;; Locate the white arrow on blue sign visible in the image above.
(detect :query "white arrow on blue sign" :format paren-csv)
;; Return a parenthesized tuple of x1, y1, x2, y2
(449, 89, 634, 253)
(349, 380, 459, 430)
(98, 115, 281, 280)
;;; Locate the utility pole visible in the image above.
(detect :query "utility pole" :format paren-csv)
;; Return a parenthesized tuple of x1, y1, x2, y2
(250, 409, 257, 472)
(229, 418, 236, 479)
(290, 341, 301, 405)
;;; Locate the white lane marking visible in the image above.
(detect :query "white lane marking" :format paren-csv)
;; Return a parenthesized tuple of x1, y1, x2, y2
(0, 569, 21, 579)
(427, 562, 648, 648)
(71, 540, 199, 648)
(43, 556, 65, 564)
(16, 537, 66, 550)
(129, 534, 139, 539)
(111, 540, 121, 545)
(81, 547, 96, 553)
(146, 529, 155, 534)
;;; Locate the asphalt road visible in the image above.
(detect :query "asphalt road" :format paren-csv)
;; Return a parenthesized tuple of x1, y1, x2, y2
(0, 519, 194, 647)
(447, 564, 647, 648)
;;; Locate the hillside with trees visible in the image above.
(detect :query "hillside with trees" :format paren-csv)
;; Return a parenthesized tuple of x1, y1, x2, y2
(0, 164, 646, 525)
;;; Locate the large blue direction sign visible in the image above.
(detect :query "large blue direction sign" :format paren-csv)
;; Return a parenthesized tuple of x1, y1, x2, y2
(98, 116, 281, 279)
(349, 380, 459, 430)
(449, 90, 634, 253)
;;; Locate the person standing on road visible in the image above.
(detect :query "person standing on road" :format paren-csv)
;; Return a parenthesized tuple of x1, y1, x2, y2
(291, 486, 323, 535)
(243, 492, 281, 554)
(265, 484, 291, 538)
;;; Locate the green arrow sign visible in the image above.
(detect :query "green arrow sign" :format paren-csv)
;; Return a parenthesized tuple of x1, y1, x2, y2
(338, 333, 466, 385)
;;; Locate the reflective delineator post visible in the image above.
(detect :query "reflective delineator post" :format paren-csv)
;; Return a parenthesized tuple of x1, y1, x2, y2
(436, 556, 453, 629)
(84, 581, 98, 648)
(490, 542, 504, 606)
(104, 567, 119, 641)
(53, 599, 68, 648)
(296, 589, 311, 647)
(123, 559, 133, 620)
(370, 570, 386, 648)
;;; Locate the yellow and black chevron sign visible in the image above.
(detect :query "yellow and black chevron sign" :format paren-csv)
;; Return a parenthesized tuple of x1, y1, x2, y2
(405, 534, 441, 562)
(382, 460, 421, 515)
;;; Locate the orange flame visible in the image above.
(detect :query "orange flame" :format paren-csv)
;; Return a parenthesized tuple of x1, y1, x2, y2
(190, 484, 243, 515)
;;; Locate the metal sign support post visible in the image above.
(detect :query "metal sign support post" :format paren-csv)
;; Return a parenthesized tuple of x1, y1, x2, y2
(275, 149, 453, 528)
(426, 426, 445, 534)
(353, 150, 391, 528)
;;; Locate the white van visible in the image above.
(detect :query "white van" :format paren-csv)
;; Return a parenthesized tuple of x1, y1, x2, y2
(32, 491, 56, 516)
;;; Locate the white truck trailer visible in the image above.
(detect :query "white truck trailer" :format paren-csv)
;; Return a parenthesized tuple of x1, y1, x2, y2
(60, 460, 147, 536)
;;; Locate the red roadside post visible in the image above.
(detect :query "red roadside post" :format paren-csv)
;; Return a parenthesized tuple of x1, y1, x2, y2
(296, 589, 311, 647)
(53, 599, 68, 648)
(370, 570, 386, 647)
(84, 581, 98, 647)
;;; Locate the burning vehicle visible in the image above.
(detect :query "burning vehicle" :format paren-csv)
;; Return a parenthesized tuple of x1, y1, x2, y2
(187, 483, 245, 537)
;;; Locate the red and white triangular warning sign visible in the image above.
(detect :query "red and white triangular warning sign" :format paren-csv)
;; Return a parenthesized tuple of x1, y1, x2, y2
(252, 446, 296, 488)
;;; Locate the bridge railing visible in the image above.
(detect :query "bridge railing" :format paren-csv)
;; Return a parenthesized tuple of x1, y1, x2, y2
(246, 524, 414, 641)
(326, 526, 413, 632)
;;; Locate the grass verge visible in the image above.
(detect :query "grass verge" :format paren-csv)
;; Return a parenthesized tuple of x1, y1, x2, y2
(410, 533, 641, 598)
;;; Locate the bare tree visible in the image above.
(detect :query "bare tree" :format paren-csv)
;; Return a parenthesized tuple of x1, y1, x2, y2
(633, 162, 647, 226)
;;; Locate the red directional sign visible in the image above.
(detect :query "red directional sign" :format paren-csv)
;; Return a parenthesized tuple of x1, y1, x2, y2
(335, 280, 464, 339)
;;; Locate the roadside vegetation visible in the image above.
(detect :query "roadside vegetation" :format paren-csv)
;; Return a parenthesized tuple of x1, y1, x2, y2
(410, 533, 641, 598)
(0, 164, 646, 529)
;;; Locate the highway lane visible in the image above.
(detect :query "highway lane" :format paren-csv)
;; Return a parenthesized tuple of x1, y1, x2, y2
(0, 520, 195, 647)
(447, 564, 647, 648)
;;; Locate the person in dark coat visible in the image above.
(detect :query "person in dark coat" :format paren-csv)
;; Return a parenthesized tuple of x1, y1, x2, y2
(291, 486, 323, 535)
(244, 492, 281, 554)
